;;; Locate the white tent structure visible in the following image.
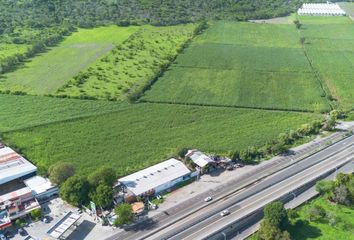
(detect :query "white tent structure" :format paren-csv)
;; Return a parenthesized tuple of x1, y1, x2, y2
(298, 3, 346, 16)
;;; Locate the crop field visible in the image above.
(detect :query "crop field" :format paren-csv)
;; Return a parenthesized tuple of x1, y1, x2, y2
(299, 16, 354, 110)
(57, 24, 196, 101)
(2, 103, 320, 176)
(0, 26, 139, 95)
(0, 94, 126, 132)
(142, 22, 329, 112)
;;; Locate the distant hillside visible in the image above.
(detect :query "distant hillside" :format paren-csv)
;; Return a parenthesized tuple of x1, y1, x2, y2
(0, 0, 301, 33)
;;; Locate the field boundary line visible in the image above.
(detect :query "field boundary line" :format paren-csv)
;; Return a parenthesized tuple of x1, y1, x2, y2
(298, 29, 333, 111)
(139, 99, 317, 113)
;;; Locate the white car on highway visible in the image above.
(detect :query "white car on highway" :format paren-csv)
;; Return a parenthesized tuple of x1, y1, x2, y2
(204, 196, 213, 202)
(220, 209, 230, 217)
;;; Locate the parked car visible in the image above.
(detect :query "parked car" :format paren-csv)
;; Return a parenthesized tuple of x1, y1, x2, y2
(220, 209, 230, 217)
(204, 196, 213, 202)
(18, 228, 28, 236)
(0, 233, 7, 240)
(4, 231, 13, 239)
(42, 216, 50, 223)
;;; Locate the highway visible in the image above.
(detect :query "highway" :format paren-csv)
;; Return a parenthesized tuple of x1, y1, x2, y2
(160, 147, 353, 240)
(107, 132, 354, 240)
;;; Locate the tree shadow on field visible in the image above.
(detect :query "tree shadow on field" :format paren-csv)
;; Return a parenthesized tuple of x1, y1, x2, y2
(287, 219, 322, 240)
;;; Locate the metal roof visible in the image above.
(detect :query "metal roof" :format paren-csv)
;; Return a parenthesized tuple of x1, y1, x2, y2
(47, 211, 81, 239)
(24, 176, 57, 196)
(186, 150, 214, 168)
(119, 158, 191, 196)
(0, 147, 37, 185)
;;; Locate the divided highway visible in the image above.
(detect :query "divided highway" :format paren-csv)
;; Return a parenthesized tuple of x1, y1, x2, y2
(161, 146, 353, 240)
(107, 132, 354, 240)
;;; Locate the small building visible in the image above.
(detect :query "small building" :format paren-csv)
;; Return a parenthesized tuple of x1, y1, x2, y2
(0, 147, 37, 186)
(298, 3, 346, 16)
(24, 176, 59, 202)
(185, 149, 215, 168)
(118, 158, 191, 197)
(0, 187, 41, 229)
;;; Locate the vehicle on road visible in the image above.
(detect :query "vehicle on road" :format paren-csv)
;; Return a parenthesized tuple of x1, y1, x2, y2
(204, 196, 213, 202)
(220, 209, 230, 217)
(42, 216, 50, 223)
(18, 228, 28, 236)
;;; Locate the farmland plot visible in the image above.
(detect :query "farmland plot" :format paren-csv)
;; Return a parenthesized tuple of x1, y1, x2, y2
(142, 22, 329, 112)
(57, 24, 196, 101)
(0, 94, 127, 132)
(2, 103, 320, 176)
(0, 26, 138, 95)
(299, 16, 354, 110)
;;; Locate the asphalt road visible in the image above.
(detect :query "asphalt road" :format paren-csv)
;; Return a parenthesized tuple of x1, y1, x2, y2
(107, 132, 354, 240)
(163, 148, 354, 240)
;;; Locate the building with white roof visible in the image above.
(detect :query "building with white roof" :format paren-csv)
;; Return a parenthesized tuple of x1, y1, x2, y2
(24, 176, 59, 202)
(185, 149, 215, 168)
(0, 147, 37, 185)
(298, 3, 346, 16)
(118, 158, 191, 196)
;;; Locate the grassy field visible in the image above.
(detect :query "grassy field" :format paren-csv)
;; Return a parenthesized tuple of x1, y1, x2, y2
(0, 26, 138, 95)
(142, 22, 329, 112)
(2, 103, 320, 176)
(299, 16, 354, 110)
(288, 197, 354, 239)
(57, 24, 196, 101)
(247, 196, 354, 240)
(0, 94, 127, 132)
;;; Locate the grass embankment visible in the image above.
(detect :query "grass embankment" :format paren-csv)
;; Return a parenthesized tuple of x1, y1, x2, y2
(299, 16, 354, 110)
(0, 26, 138, 95)
(1, 103, 320, 177)
(287, 197, 354, 239)
(142, 21, 329, 112)
(57, 24, 196, 101)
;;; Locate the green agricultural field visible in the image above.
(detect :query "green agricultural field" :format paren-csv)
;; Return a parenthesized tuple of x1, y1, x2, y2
(2, 103, 320, 176)
(0, 94, 127, 132)
(0, 26, 138, 95)
(57, 24, 196, 101)
(299, 16, 354, 110)
(142, 21, 329, 112)
(288, 197, 354, 239)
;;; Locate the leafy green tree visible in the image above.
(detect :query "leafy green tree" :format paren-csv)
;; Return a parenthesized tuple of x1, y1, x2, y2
(264, 201, 288, 230)
(332, 185, 352, 206)
(48, 162, 75, 185)
(89, 184, 114, 208)
(316, 180, 334, 195)
(258, 219, 291, 240)
(60, 176, 90, 206)
(308, 205, 326, 221)
(30, 208, 42, 221)
(87, 166, 117, 187)
(114, 203, 134, 226)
